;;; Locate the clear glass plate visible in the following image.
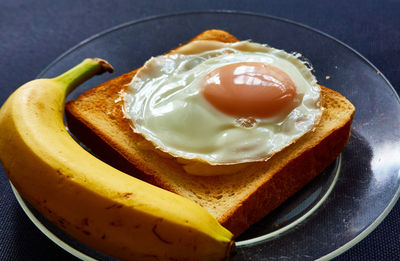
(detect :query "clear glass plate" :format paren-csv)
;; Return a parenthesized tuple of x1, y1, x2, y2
(12, 11, 400, 260)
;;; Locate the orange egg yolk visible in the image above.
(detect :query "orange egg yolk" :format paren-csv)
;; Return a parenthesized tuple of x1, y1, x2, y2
(201, 62, 298, 118)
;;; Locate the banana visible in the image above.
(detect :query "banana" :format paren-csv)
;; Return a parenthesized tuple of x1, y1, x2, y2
(0, 59, 234, 260)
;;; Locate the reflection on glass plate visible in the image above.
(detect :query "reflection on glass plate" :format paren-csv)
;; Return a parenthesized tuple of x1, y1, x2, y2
(12, 11, 400, 260)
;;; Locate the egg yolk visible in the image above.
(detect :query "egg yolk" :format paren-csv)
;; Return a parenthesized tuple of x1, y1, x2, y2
(201, 62, 298, 118)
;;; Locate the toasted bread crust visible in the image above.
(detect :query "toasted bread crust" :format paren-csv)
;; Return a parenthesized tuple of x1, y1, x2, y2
(65, 30, 355, 236)
(220, 107, 353, 234)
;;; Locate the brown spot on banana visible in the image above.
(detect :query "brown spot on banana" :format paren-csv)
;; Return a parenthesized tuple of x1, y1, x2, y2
(110, 219, 123, 227)
(142, 254, 159, 260)
(44, 206, 52, 214)
(105, 203, 123, 209)
(57, 217, 70, 229)
(121, 192, 133, 198)
(82, 217, 89, 226)
(152, 219, 173, 245)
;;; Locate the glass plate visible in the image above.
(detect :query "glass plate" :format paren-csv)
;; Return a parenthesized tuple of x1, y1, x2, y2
(13, 11, 400, 260)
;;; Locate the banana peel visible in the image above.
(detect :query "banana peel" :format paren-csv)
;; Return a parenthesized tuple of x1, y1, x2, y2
(0, 59, 234, 260)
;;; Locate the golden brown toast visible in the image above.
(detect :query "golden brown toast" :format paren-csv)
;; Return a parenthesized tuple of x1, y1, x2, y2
(65, 29, 355, 236)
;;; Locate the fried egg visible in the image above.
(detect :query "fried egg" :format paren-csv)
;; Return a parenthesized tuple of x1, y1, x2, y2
(123, 40, 322, 165)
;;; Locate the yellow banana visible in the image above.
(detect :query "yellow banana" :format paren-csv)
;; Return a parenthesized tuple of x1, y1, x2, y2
(0, 59, 234, 260)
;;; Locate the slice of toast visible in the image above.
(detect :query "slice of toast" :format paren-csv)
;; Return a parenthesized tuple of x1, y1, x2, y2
(65, 30, 355, 236)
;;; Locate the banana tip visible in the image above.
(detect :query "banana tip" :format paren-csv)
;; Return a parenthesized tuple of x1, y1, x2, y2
(94, 58, 114, 74)
(225, 240, 236, 260)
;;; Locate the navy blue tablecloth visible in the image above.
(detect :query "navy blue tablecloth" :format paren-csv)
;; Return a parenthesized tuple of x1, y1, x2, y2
(1, 1, 399, 260)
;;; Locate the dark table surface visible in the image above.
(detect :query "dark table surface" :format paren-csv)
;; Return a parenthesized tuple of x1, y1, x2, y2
(1, 1, 399, 260)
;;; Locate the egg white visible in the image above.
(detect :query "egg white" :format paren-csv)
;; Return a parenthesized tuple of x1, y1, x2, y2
(123, 40, 322, 165)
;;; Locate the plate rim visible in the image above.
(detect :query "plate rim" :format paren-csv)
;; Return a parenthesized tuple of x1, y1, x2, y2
(26, 9, 400, 260)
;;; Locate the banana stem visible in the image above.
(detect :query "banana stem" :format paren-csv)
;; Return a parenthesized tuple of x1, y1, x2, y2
(54, 58, 114, 95)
